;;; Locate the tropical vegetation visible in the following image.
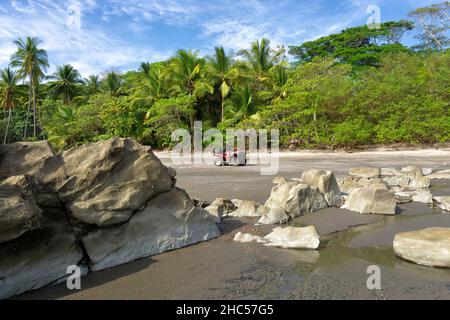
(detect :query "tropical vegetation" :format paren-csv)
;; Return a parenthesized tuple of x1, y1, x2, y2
(0, 2, 449, 150)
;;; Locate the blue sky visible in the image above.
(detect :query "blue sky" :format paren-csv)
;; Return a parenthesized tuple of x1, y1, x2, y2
(0, 0, 440, 76)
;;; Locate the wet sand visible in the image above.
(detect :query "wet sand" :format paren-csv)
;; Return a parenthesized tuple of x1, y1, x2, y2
(18, 149, 450, 300)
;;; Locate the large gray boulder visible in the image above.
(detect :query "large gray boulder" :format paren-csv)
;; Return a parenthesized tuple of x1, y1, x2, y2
(82, 188, 220, 271)
(0, 138, 220, 299)
(0, 176, 41, 243)
(0, 141, 66, 188)
(0, 218, 84, 299)
(0, 141, 67, 209)
(393, 228, 450, 268)
(59, 138, 174, 227)
(264, 181, 328, 219)
(301, 169, 341, 206)
(343, 187, 397, 215)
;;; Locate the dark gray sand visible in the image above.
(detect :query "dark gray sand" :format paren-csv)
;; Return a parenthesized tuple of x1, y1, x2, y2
(18, 150, 450, 300)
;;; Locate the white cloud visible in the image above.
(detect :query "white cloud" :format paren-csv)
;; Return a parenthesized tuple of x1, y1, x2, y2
(0, 0, 171, 76)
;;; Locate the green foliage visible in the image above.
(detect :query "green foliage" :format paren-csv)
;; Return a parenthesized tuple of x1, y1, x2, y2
(253, 51, 450, 148)
(288, 21, 414, 69)
(143, 94, 196, 147)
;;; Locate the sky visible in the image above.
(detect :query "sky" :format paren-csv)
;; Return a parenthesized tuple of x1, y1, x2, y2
(0, 0, 441, 77)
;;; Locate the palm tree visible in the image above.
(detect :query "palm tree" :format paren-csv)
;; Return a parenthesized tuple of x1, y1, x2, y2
(207, 47, 237, 122)
(10, 36, 49, 139)
(169, 49, 213, 130)
(103, 72, 124, 97)
(48, 64, 83, 105)
(170, 49, 213, 97)
(133, 67, 169, 107)
(85, 75, 101, 95)
(238, 38, 284, 83)
(45, 104, 78, 150)
(0, 68, 19, 144)
(140, 62, 152, 76)
(225, 86, 254, 121)
(259, 63, 291, 103)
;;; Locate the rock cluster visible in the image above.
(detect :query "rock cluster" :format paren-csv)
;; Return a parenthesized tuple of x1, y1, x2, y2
(0, 138, 219, 299)
(257, 170, 341, 224)
(337, 165, 445, 213)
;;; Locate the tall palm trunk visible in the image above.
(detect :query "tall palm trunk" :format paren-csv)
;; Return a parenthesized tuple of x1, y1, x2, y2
(32, 81, 37, 138)
(221, 94, 225, 123)
(23, 75, 33, 139)
(3, 107, 12, 145)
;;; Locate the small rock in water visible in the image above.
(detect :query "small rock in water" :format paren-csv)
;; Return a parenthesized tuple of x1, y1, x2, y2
(428, 169, 450, 179)
(264, 226, 320, 250)
(408, 176, 431, 188)
(205, 198, 237, 221)
(433, 196, 450, 211)
(422, 168, 434, 176)
(392, 187, 433, 204)
(257, 206, 290, 225)
(393, 228, 450, 268)
(345, 187, 396, 215)
(229, 200, 260, 217)
(395, 193, 413, 204)
(233, 232, 264, 243)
